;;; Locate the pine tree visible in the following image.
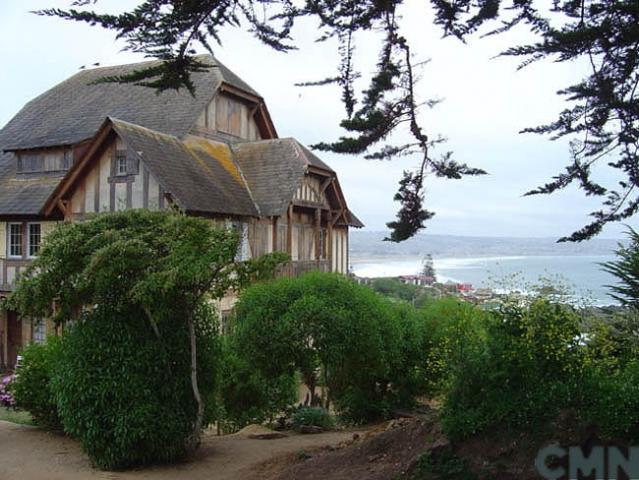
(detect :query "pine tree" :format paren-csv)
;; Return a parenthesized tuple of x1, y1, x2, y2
(422, 254, 436, 280)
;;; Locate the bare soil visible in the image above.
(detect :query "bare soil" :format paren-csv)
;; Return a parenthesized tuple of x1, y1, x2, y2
(252, 417, 438, 480)
(0, 420, 368, 480)
(1, 411, 596, 480)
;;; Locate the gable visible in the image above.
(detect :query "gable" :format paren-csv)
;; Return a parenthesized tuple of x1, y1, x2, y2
(49, 118, 259, 218)
(193, 92, 262, 141)
(293, 175, 330, 208)
(68, 135, 165, 216)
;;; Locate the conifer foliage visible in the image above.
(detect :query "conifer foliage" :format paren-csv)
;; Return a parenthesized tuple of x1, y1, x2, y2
(38, 1, 639, 241)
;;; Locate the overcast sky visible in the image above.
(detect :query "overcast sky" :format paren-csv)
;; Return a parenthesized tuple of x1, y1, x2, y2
(0, 1, 632, 239)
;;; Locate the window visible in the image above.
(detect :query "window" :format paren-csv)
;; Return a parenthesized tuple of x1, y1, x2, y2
(116, 150, 128, 175)
(28, 223, 41, 257)
(31, 318, 46, 344)
(319, 229, 327, 260)
(17, 149, 73, 174)
(8, 223, 23, 257)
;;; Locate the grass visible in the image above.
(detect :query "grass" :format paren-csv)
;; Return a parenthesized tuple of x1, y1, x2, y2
(0, 406, 34, 426)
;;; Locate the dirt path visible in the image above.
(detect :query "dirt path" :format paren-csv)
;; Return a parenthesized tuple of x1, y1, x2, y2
(0, 420, 366, 480)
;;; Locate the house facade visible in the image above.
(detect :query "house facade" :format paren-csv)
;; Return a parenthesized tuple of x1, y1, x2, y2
(0, 55, 362, 369)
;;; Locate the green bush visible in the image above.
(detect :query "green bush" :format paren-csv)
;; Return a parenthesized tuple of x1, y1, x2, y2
(578, 360, 639, 442)
(442, 299, 585, 440)
(414, 298, 487, 396)
(232, 272, 422, 423)
(218, 338, 297, 432)
(292, 406, 334, 431)
(11, 337, 63, 430)
(52, 305, 220, 470)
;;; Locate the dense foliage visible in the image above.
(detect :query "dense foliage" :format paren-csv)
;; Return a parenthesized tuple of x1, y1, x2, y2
(415, 298, 487, 397)
(231, 272, 426, 423)
(11, 338, 63, 430)
(218, 337, 298, 432)
(442, 299, 585, 440)
(53, 305, 220, 470)
(6, 210, 286, 468)
(38, 1, 639, 241)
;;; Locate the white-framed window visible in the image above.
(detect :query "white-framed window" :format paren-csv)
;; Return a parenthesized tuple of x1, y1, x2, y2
(8, 223, 23, 258)
(116, 150, 128, 175)
(31, 318, 46, 344)
(28, 223, 41, 257)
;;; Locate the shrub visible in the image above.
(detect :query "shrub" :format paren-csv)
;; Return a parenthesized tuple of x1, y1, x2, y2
(52, 305, 221, 470)
(442, 299, 585, 440)
(0, 374, 16, 409)
(11, 337, 62, 429)
(414, 298, 487, 396)
(578, 360, 639, 442)
(218, 338, 298, 432)
(292, 407, 334, 431)
(233, 272, 421, 423)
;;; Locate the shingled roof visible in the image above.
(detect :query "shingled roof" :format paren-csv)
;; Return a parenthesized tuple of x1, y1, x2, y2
(111, 119, 258, 216)
(1, 55, 257, 151)
(0, 56, 362, 226)
(0, 55, 262, 216)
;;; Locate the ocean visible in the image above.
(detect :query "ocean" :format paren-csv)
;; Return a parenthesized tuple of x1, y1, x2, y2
(351, 255, 620, 306)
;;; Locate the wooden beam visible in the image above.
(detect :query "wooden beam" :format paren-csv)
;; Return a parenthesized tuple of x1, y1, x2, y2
(272, 216, 278, 252)
(314, 208, 321, 266)
(56, 199, 69, 218)
(320, 176, 333, 193)
(287, 204, 293, 275)
(327, 210, 333, 272)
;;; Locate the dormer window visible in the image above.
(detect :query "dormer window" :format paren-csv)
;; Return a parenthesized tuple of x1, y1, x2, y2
(16, 148, 73, 174)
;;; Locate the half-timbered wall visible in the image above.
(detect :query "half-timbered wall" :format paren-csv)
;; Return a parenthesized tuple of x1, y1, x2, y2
(293, 176, 328, 207)
(194, 93, 261, 141)
(0, 220, 58, 290)
(69, 137, 163, 216)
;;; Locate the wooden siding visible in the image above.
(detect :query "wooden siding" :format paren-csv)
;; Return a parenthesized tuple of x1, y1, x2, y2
(293, 176, 328, 207)
(0, 223, 5, 261)
(70, 136, 165, 216)
(16, 148, 72, 174)
(194, 93, 260, 141)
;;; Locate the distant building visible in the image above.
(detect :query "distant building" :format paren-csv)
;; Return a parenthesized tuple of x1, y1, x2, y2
(398, 274, 435, 286)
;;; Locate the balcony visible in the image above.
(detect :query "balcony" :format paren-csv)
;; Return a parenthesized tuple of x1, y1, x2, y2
(281, 259, 330, 278)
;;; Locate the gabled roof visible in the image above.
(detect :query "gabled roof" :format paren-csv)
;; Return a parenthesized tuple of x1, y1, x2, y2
(232, 139, 308, 217)
(0, 55, 260, 151)
(48, 118, 259, 217)
(233, 138, 362, 226)
(46, 119, 363, 226)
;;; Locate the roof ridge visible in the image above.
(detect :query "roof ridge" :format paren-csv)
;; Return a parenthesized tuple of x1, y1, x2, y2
(72, 53, 217, 75)
(108, 116, 181, 140)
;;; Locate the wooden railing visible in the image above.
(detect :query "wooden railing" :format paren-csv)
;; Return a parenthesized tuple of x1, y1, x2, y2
(280, 259, 330, 278)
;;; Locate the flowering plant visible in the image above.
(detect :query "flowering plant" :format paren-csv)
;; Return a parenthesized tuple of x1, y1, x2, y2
(0, 374, 16, 408)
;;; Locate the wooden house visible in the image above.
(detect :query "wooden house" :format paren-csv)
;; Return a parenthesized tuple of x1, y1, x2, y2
(0, 55, 362, 369)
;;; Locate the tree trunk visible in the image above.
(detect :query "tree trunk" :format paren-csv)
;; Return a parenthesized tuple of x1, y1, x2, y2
(187, 313, 204, 452)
